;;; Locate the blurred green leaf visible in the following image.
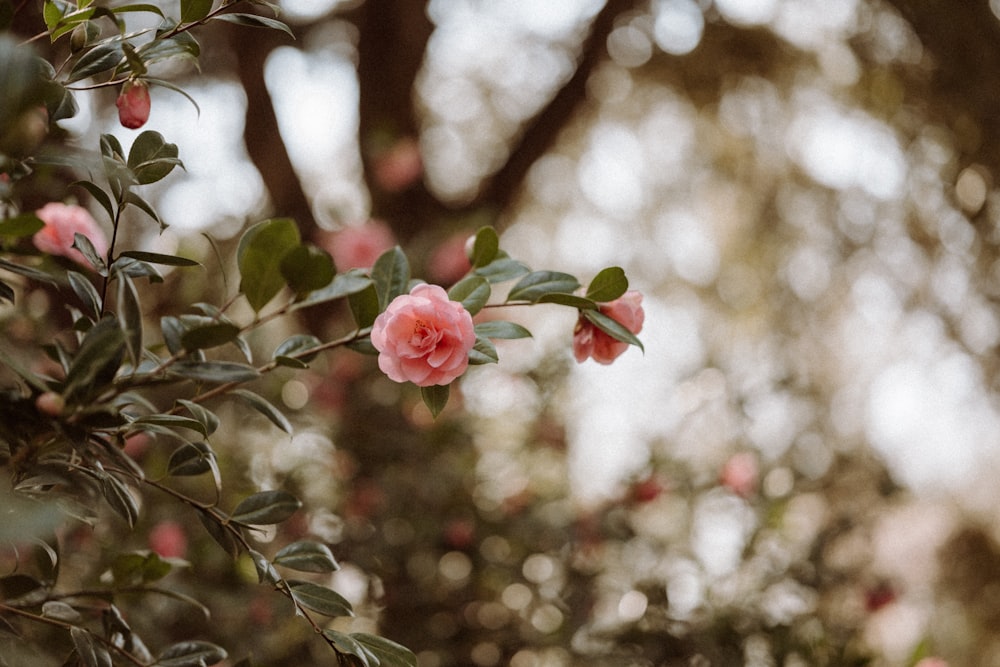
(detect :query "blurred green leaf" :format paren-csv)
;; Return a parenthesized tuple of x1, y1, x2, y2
(295, 268, 373, 309)
(474, 320, 532, 340)
(99, 472, 139, 527)
(133, 414, 206, 437)
(169, 360, 260, 383)
(0, 280, 13, 305)
(448, 274, 490, 315)
(237, 218, 300, 312)
(117, 272, 142, 366)
(41, 600, 81, 623)
(281, 244, 334, 297)
(0, 257, 60, 285)
(64, 316, 124, 401)
(198, 511, 239, 558)
(71, 626, 112, 667)
(167, 441, 215, 477)
(273, 334, 322, 367)
(506, 270, 580, 303)
(420, 384, 450, 418)
(180, 0, 212, 23)
(112, 551, 171, 585)
(585, 266, 628, 302)
(211, 12, 293, 36)
(179, 319, 240, 352)
(67, 271, 102, 321)
(231, 490, 301, 525)
(0, 213, 43, 237)
(176, 398, 219, 436)
(583, 309, 644, 352)
(248, 549, 280, 585)
(468, 335, 498, 365)
(349, 282, 380, 329)
(231, 388, 292, 433)
(470, 226, 499, 268)
(157, 640, 227, 667)
(274, 541, 340, 573)
(353, 633, 417, 667)
(288, 580, 354, 618)
(119, 251, 198, 267)
(372, 246, 410, 310)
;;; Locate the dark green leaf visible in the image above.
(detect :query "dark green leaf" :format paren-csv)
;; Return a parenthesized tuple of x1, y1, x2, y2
(100, 473, 139, 527)
(67, 42, 122, 83)
(474, 255, 530, 283)
(119, 251, 198, 267)
(294, 268, 373, 309)
(468, 336, 498, 365)
(0, 280, 14, 304)
(237, 218, 300, 311)
(67, 271, 102, 321)
(136, 33, 200, 69)
(64, 316, 124, 401)
(536, 292, 596, 309)
(117, 273, 142, 366)
(71, 626, 112, 667)
(111, 551, 172, 585)
(180, 0, 213, 22)
(160, 315, 184, 355)
(288, 580, 353, 618)
(0, 574, 46, 603)
(274, 541, 339, 573)
(0, 213, 43, 237)
(372, 246, 410, 310)
(420, 384, 450, 418)
(127, 131, 181, 184)
(248, 549, 280, 585)
(133, 414, 206, 437)
(280, 244, 334, 297)
(211, 12, 294, 36)
(447, 275, 490, 315)
(231, 490, 301, 525)
(322, 631, 376, 667)
(353, 633, 418, 667)
(198, 511, 239, 558)
(273, 334, 322, 366)
(169, 360, 260, 383)
(121, 41, 146, 76)
(167, 441, 215, 476)
(41, 600, 81, 622)
(177, 399, 219, 436)
(73, 232, 107, 273)
(583, 309, 644, 352)
(506, 271, 580, 303)
(180, 321, 241, 351)
(231, 389, 292, 433)
(469, 226, 499, 268)
(157, 640, 227, 667)
(585, 266, 628, 302)
(349, 282, 380, 329)
(0, 257, 59, 285)
(474, 320, 532, 340)
(122, 190, 164, 229)
(112, 256, 163, 282)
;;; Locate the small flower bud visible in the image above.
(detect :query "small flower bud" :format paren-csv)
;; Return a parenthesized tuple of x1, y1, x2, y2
(35, 391, 65, 417)
(116, 80, 151, 129)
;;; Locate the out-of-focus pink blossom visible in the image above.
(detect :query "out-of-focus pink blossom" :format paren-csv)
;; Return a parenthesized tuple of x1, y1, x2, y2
(573, 290, 644, 365)
(148, 520, 187, 559)
(914, 659, 949, 667)
(34, 392, 64, 417)
(370, 283, 475, 387)
(428, 232, 473, 286)
(318, 220, 396, 271)
(372, 136, 423, 192)
(720, 451, 759, 498)
(116, 80, 151, 129)
(33, 203, 109, 267)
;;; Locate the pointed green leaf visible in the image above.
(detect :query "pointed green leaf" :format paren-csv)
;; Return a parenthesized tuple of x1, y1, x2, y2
(474, 320, 532, 340)
(179, 0, 213, 22)
(420, 384, 450, 418)
(288, 580, 354, 618)
(348, 282, 380, 329)
(100, 473, 138, 527)
(72, 232, 107, 273)
(176, 399, 220, 436)
(372, 246, 410, 310)
(322, 631, 376, 667)
(167, 441, 215, 477)
(274, 541, 339, 573)
(467, 335, 498, 365)
(117, 273, 142, 366)
(536, 292, 596, 309)
(585, 266, 628, 302)
(210, 12, 294, 36)
(67, 42, 122, 83)
(71, 626, 112, 667)
(447, 275, 490, 315)
(64, 316, 124, 401)
(119, 251, 198, 267)
(157, 640, 227, 667)
(67, 271, 102, 321)
(248, 549, 280, 585)
(469, 226, 499, 268)
(281, 244, 335, 297)
(198, 511, 240, 558)
(237, 218, 300, 311)
(273, 334, 322, 367)
(583, 309, 644, 352)
(506, 271, 580, 303)
(180, 320, 241, 351)
(231, 490, 301, 525)
(133, 414, 206, 437)
(294, 268, 373, 309)
(127, 131, 181, 184)
(169, 361, 260, 383)
(474, 255, 530, 283)
(231, 389, 292, 433)
(353, 633, 417, 667)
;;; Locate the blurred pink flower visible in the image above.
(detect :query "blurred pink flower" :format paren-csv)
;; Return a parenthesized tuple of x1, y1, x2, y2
(573, 290, 644, 365)
(720, 451, 759, 498)
(318, 220, 396, 271)
(428, 232, 473, 286)
(371, 283, 475, 386)
(33, 202, 109, 267)
(148, 520, 187, 559)
(372, 136, 423, 192)
(116, 80, 150, 129)
(914, 659, 949, 667)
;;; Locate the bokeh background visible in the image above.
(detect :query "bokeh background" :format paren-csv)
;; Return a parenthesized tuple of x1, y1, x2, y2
(9, 0, 1000, 665)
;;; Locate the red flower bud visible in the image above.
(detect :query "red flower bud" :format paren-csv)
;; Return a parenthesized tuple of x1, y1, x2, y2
(116, 81, 150, 129)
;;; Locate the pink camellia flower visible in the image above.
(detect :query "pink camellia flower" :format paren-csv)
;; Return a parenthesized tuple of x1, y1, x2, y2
(318, 219, 396, 271)
(116, 80, 151, 129)
(33, 202, 109, 267)
(148, 520, 187, 559)
(370, 283, 476, 387)
(573, 290, 644, 365)
(720, 451, 759, 498)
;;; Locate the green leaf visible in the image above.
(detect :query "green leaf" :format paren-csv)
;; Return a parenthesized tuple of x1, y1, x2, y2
(111, 551, 172, 585)
(467, 335, 498, 365)
(294, 268, 373, 309)
(123, 190, 165, 229)
(585, 266, 628, 302)
(0, 213, 43, 238)
(117, 273, 142, 366)
(43, 0, 62, 31)
(420, 384, 450, 418)
(231, 389, 292, 433)
(0, 280, 13, 304)
(71, 626, 112, 667)
(119, 251, 199, 267)
(176, 399, 220, 436)
(536, 292, 596, 309)
(274, 541, 339, 573)
(288, 580, 353, 618)
(136, 32, 201, 70)
(167, 441, 216, 477)
(180, 320, 241, 351)
(372, 246, 410, 310)
(231, 490, 301, 525)
(0, 258, 59, 285)
(273, 334, 322, 367)
(72, 232, 107, 273)
(474, 255, 530, 283)
(353, 633, 418, 667)
(583, 309, 644, 352)
(281, 244, 335, 297)
(507, 271, 580, 303)
(157, 640, 227, 667)
(321, 631, 377, 667)
(180, 0, 213, 23)
(198, 511, 239, 558)
(349, 282, 380, 329)
(469, 226, 499, 268)
(237, 218, 300, 311)
(169, 360, 260, 383)
(121, 41, 146, 76)
(64, 316, 124, 401)
(67, 271, 102, 321)
(248, 549, 280, 585)
(67, 42, 122, 83)
(447, 275, 490, 315)
(474, 320, 532, 340)
(127, 131, 181, 184)
(99, 472, 139, 527)
(41, 600, 81, 623)
(132, 414, 206, 437)
(211, 12, 294, 36)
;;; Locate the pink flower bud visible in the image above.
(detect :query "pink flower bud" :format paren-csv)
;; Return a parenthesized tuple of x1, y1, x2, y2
(573, 291, 644, 365)
(372, 137, 423, 192)
(33, 203, 109, 268)
(116, 80, 150, 129)
(720, 451, 759, 498)
(370, 283, 476, 387)
(317, 219, 396, 271)
(914, 659, 949, 667)
(35, 391, 64, 417)
(148, 520, 187, 559)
